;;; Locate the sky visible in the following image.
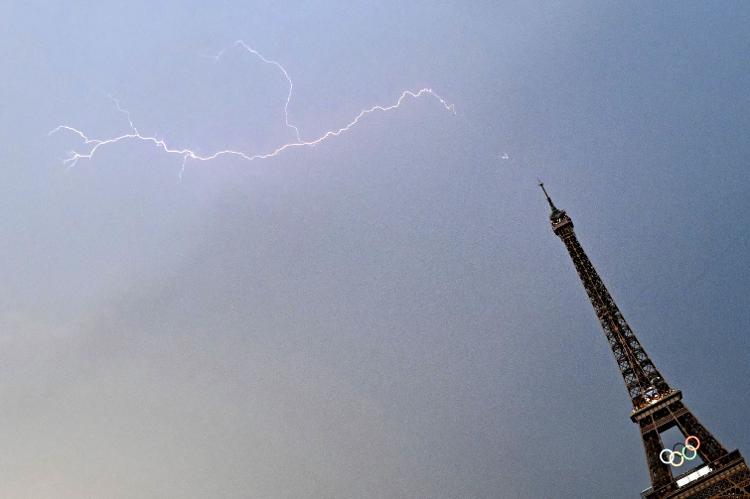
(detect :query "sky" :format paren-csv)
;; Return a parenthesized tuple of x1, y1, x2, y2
(1, 1, 749, 498)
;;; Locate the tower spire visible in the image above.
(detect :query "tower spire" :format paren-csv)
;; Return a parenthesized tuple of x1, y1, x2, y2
(542, 188, 749, 498)
(538, 181, 558, 212)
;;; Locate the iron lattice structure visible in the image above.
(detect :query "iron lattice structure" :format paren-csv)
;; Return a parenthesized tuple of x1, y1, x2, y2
(541, 184, 749, 498)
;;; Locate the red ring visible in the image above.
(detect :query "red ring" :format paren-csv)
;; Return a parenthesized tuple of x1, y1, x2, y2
(685, 435, 701, 451)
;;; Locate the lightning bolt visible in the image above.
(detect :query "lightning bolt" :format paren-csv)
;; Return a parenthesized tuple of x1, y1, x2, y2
(50, 41, 455, 179)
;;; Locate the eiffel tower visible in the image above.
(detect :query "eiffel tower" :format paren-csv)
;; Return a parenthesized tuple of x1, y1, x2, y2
(540, 184, 750, 498)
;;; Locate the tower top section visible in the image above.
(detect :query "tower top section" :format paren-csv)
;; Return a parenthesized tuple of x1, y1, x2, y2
(538, 182, 573, 233)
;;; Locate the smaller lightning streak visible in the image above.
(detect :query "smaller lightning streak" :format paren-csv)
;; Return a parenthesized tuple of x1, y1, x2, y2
(106, 93, 139, 134)
(50, 42, 455, 175)
(219, 40, 301, 142)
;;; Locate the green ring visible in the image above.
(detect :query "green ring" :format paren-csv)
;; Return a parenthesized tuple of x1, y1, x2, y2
(683, 445, 698, 460)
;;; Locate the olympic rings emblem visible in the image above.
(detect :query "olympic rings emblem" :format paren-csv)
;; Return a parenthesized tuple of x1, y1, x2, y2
(659, 436, 701, 467)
